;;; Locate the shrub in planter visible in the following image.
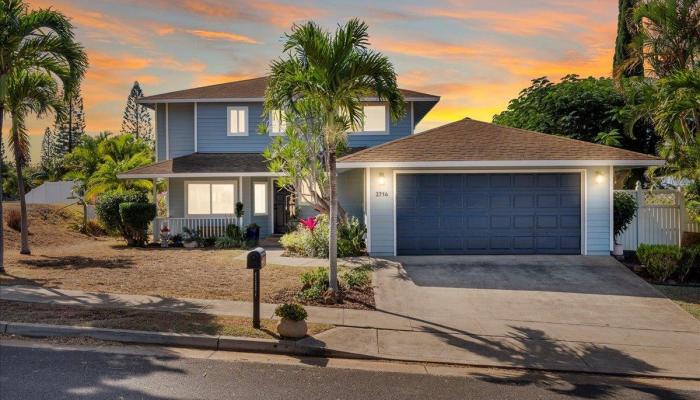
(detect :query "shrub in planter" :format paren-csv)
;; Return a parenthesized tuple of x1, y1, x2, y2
(119, 202, 157, 246)
(613, 192, 637, 255)
(182, 227, 203, 248)
(274, 303, 308, 338)
(96, 190, 148, 237)
(636, 244, 682, 282)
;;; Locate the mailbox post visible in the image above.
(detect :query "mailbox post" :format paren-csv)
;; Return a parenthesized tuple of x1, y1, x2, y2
(246, 247, 266, 328)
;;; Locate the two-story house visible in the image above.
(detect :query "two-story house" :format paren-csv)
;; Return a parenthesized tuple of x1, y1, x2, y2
(120, 76, 662, 256)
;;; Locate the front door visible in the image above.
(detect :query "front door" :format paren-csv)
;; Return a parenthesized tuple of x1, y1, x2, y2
(273, 183, 291, 234)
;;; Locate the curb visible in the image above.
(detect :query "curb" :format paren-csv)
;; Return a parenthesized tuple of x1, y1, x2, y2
(1, 321, 320, 356)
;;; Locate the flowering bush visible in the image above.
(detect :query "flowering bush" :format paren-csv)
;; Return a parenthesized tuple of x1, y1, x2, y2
(298, 216, 318, 231)
(280, 214, 365, 258)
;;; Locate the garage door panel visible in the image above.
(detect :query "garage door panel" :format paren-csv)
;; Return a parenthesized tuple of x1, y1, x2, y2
(396, 173, 581, 255)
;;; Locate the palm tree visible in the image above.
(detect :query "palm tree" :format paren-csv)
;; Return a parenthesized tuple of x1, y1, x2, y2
(0, 0, 87, 267)
(6, 69, 64, 254)
(265, 19, 404, 292)
(620, 0, 700, 77)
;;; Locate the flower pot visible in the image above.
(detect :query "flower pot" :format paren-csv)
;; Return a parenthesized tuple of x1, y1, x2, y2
(276, 318, 307, 338)
(183, 241, 198, 249)
(613, 243, 624, 257)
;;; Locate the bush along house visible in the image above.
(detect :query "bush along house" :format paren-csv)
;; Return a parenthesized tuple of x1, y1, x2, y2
(120, 76, 663, 256)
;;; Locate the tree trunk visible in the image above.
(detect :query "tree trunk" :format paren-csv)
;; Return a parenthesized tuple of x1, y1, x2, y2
(328, 149, 338, 292)
(13, 137, 30, 255)
(0, 105, 5, 272)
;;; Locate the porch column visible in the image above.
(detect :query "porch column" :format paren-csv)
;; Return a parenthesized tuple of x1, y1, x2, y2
(152, 178, 159, 242)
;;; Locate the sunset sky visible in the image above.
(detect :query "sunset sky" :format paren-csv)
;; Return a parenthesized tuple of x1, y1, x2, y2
(25, 0, 618, 160)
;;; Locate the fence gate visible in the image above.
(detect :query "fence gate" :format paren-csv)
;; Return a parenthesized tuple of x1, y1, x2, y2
(616, 189, 700, 250)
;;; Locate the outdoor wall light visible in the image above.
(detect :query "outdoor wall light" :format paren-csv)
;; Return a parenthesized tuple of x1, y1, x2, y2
(595, 171, 605, 184)
(378, 172, 386, 185)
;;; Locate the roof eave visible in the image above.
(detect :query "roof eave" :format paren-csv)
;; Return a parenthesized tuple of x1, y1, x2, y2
(117, 172, 285, 179)
(137, 96, 440, 104)
(336, 160, 665, 169)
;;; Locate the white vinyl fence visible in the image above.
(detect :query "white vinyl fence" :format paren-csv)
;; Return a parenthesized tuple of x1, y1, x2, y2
(154, 217, 239, 241)
(616, 189, 700, 250)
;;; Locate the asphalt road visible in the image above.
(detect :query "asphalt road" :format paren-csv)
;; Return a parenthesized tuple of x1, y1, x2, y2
(1, 342, 698, 400)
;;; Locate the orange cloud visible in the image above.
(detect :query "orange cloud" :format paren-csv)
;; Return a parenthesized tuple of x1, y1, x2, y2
(374, 37, 485, 59)
(184, 29, 260, 45)
(89, 52, 152, 70)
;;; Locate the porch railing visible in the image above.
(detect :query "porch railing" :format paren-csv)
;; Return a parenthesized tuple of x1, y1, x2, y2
(154, 217, 239, 241)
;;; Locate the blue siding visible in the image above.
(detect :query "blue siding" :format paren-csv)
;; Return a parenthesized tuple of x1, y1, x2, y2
(168, 103, 195, 158)
(197, 102, 268, 152)
(156, 104, 166, 161)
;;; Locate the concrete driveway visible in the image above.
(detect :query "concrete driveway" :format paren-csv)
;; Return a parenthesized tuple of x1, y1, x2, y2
(368, 255, 700, 376)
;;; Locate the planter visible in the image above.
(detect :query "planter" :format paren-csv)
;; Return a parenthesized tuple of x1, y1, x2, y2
(183, 241, 198, 249)
(613, 243, 624, 257)
(276, 318, 307, 338)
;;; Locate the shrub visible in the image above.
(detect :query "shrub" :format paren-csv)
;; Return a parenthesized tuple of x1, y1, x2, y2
(636, 244, 682, 282)
(5, 209, 21, 231)
(297, 267, 329, 301)
(614, 192, 637, 244)
(182, 227, 203, 247)
(95, 190, 147, 236)
(235, 201, 244, 219)
(119, 202, 157, 246)
(83, 219, 106, 236)
(280, 229, 308, 255)
(225, 223, 243, 242)
(340, 265, 372, 289)
(338, 217, 367, 257)
(274, 303, 308, 321)
(678, 245, 700, 283)
(215, 236, 237, 248)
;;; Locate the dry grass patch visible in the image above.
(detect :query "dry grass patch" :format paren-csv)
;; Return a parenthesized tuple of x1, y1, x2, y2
(0, 300, 332, 339)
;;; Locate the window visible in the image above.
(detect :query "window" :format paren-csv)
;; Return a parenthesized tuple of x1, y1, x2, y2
(269, 110, 287, 135)
(187, 182, 236, 215)
(253, 182, 268, 215)
(227, 106, 248, 136)
(362, 105, 387, 132)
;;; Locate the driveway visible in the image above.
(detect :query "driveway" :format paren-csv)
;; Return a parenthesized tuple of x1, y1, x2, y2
(367, 255, 700, 376)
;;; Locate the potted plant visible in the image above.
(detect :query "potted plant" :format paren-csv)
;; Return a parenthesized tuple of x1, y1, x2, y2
(159, 224, 170, 248)
(182, 227, 202, 248)
(613, 191, 638, 257)
(246, 223, 260, 245)
(274, 303, 308, 338)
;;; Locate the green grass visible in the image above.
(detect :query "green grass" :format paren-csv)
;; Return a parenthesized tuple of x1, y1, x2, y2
(653, 285, 700, 320)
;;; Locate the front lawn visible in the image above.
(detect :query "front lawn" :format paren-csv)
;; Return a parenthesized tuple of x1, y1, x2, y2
(0, 300, 332, 339)
(653, 285, 700, 320)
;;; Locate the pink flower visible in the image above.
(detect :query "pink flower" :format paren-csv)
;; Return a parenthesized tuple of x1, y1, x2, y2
(299, 217, 318, 231)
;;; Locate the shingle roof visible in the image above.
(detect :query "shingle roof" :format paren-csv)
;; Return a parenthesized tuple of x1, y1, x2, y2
(338, 118, 663, 165)
(138, 76, 439, 102)
(119, 153, 272, 177)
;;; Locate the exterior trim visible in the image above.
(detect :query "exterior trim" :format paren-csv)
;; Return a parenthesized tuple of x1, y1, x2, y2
(154, 103, 159, 161)
(227, 106, 249, 136)
(138, 96, 439, 104)
(118, 172, 284, 179)
(193, 102, 198, 152)
(391, 169, 587, 256)
(609, 165, 614, 252)
(165, 103, 169, 160)
(365, 167, 372, 254)
(410, 102, 414, 134)
(338, 160, 664, 168)
(349, 104, 390, 136)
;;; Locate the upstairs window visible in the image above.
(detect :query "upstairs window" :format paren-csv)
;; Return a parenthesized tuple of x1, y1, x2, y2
(227, 106, 248, 136)
(362, 105, 387, 132)
(269, 110, 287, 136)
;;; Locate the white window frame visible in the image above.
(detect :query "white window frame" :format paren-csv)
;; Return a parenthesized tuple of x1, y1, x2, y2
(350, 104, 389, 135)
(185, 181, 237, 217)
(269, 109, 287, 136)
(227, 106, 248, 136)
(253, 181, 269, 216)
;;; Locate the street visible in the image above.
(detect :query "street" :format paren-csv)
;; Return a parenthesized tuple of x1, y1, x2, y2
(1, 340, 698, 399)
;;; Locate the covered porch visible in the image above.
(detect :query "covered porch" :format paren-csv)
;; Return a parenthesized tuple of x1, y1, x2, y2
(118, 153, 292, 241)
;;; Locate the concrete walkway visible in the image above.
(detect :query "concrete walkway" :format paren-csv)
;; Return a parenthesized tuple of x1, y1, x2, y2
(2, 284, 700, 378)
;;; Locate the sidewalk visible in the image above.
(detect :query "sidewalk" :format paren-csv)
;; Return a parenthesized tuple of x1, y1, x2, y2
(2, 285, 699, 379)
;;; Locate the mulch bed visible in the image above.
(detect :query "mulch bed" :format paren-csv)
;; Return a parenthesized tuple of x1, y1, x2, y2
(270, 285, 375, 310)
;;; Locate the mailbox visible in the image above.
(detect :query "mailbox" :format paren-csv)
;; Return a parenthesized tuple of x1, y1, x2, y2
(247, 247, 266, 269)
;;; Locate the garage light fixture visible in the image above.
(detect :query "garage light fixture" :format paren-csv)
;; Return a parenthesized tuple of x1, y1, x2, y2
(378, 173, 386, 185)
(595, 171, 605, 184)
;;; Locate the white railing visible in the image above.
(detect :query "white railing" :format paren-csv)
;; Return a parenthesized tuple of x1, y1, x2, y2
(154, 217, 239, 240)
(616, 189, 699, 250)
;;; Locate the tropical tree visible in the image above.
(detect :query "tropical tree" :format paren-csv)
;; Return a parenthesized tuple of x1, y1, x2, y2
(0, 0, 88, 267)
(614, 0, 644, 77)
(264, 19, 404, 292)
(53, 83, 85, 154)
(6, 69, 64, 254)
(619, 0, 700, 78)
